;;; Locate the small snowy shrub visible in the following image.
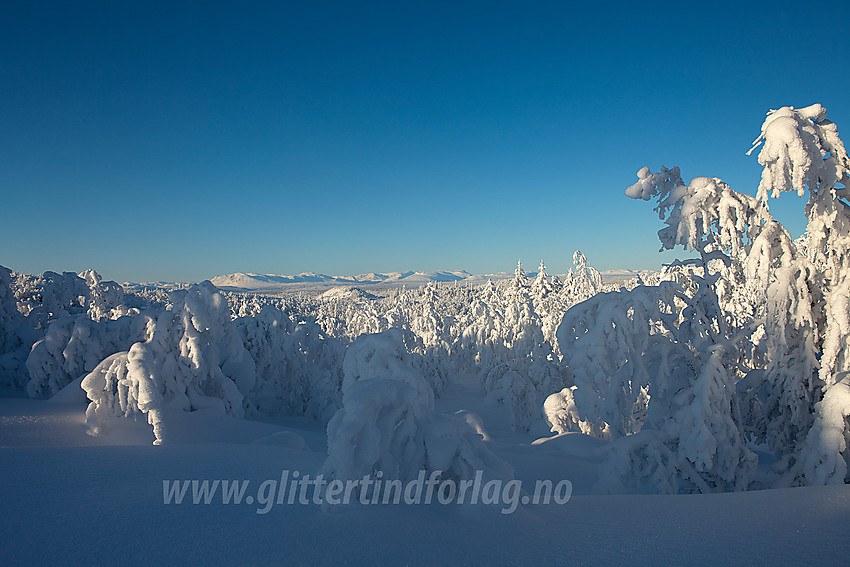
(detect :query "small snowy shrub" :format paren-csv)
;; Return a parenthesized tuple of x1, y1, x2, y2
(544, 387, 601, 437)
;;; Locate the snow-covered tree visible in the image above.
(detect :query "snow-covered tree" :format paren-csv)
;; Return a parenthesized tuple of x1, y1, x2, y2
(236, 305, 344, 422)
(78, 269, 130, 321)
(13, 271, 90, 329)
(409, 283, 452, 396)
(744, 104, 850, 484)
(456, 289, 505, 375)
(321, 329, 511, 488)
(506, 260, 528, 300)
(558, 149, 778, 491)
(553, 276, 756, 493)
(27, 312, 152, 399)
(0, 265, 39, 387)
(530, 260, 555, 304)
(622, 103, 850, 487)
(562, 250, 603, 304)
(82, 282, 256, 445)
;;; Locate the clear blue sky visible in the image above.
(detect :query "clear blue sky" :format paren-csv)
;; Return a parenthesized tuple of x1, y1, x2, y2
(2, 1, 848, 283)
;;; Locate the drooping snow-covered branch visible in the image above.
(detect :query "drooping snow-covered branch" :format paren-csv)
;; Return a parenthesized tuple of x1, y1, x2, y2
(627, 167, 770, 259)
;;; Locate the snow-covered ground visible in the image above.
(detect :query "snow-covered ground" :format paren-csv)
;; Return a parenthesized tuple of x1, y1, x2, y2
(2, 380, 848, 566)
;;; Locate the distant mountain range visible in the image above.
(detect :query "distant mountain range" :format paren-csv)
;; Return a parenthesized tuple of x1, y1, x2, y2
(209, 269, 651, 291)
(211, 270, 478, 290)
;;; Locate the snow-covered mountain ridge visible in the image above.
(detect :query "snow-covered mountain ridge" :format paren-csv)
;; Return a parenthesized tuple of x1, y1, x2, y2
(210, 269, 650, 291)
(211, 270, 474, 290)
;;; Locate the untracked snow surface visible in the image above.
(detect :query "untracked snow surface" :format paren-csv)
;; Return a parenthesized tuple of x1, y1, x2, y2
(1, 382, 848, 566)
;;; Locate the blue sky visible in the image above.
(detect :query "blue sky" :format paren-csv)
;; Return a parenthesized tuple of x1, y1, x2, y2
(2, 1, 849, 283)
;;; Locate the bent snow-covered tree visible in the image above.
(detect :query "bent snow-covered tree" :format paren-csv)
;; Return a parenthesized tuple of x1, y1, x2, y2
(27, 312, 152, 399)
(626, 103, 850, 486)
(82, 282, 256, 445)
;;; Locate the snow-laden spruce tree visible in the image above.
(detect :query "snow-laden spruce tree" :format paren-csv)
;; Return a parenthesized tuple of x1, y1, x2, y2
(456, 284, 506, 375)
(623, 103, 850, 486)
(561, 250, 603, 305)
(11, 269, 131, 327)
(26, 311, 152, 399)
(551, 158, 771, 492)
(13, 271, 91, 330)
(550, 276, 756, 492)
(82, 281, 256, 445)
(530, 260, 566, 353)
(78, 269, 130, 321)
(506, 260, 529, 300)
(0, 265, 39, 388)
(744, 104, 850, 484)
(550, 282, 681, 439)
(321, 328, 511, 488)
(237, 305, 344, 423)
(409, 282, 452, 396)
(479, 272, 569, 433)
(530, 260, 556, 306)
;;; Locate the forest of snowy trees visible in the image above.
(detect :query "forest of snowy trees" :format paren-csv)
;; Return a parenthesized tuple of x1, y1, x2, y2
(2, 103, 849, 494)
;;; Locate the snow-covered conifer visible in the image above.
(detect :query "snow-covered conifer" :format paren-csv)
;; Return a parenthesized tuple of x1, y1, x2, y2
(561, 251, 602, 305)
(238, 305, 345, 423)
(321, 329, 511, 489)
(26, 312, 152, 399)
(82, 282, 256, 444)
(743, 104, 850, 483)
(0, 265, 39, 387)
